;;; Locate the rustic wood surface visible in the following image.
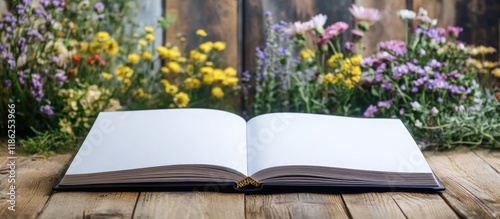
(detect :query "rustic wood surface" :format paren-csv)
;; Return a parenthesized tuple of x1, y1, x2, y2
(1, 149, 500, 218)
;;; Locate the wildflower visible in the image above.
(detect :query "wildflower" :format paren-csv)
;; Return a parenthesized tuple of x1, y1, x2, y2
(101, 72, 113, 80)
(211, 86, 224, 98)
(160, 79, 170, 87)
(398, 9, 416, 20)
(167, 62, 181, 73)
(167, 49, 180, 59)
(378, 40, 407, 57)
(351, 29, 364, 39)
(143, 51, 153, 61)
(344, 42, 354, 51)
(203, 74, 215, 84)
(415, 120, 423, 128)
(409, 101, 422, 110)
(96, 31, 110, 42)
(40, 105, 54, 116)
(138, 40, 147, 47)
(115, 65, 134, 80)
(105, 39, 119, 56)
(300, 48, 315, 60)
(174, 92, 190, 107)
(213, 69, 226, 82)
(79, 42, 89, 52)
(492, 68, 500, 78)
(322, 73, 336, 84)
(224, 67, 237, 77)
(134, 88, 145, 97)
(196, 53, 208, 63)
(447, 26, 463, 38)
(144, 26, 154, 33)
(308, 14, 328, 31)
(363, 105, 378, 117)
(127, 53, 141, 64)
(94, 2, 105, 13)
(199, 42, 213, 53)
(283, 21, 313, 35)
(157, 46, 169, 58)
(196, 29, 207, 37)
(214, 41, 226, 51)
(327, 53, 344, 68)
(318, 22, 349, 44)
(377, 100, 393, 109)
(430, 107, 439, 116)
(350, 55, 363, 66)
(178, 57, 187, 63)
(223, 77, 239, 86)
(145, 34, 155, 41)
(201, 66, 214, 75)
(206, 61, 213, 66)
(184, 78, 201, 89)
(165, 85, 179, 94)
(349, 4, 381, 30)
(161, 67, 170, 74)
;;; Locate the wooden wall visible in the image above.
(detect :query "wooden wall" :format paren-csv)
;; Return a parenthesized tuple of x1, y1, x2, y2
(164, 0, 500, 71)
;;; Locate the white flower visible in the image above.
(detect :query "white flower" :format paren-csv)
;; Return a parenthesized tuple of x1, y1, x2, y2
(283, 21, 313, 35)
(415, 120, 423, 128)
(410, 101, 422, 110)
(417, 7, 428, 17)
(308, 14, 327, 30)
(398, 9, 416, 20)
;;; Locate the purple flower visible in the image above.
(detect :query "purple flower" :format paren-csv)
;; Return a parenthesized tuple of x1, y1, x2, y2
(55, 70, 68, 87)
(437, 97, 443, 103)
(94, 2, 105, 13)
(392, 64, 409, 79)
(419, 48, 426, 55)
(411, 87, 419, 93)
(344, 42, 354, 51)
(449, 70, 460, 79)
(430, 107, 439, 116)
(51, 56, 60, 63)
(7, 55, 16, 69)
(400, 84, 406, 91)
(3, 80, 12, 87)
(318, 22, 349, 45)
(447, 26, 463, 38)
(40, 0, 50, 7)
(378, 40, 407, 57)
(427, 59, 442, 68)
(399, 108, 405, 115)
(18, 70, 25, 85)
(363, 105, 378, 117)
(377, 100, 393, 109)
(381, 80, 392, 90)
(40, 105, 54, 116)
(409, 101, 422, 110)
(352, 29, 364, 39)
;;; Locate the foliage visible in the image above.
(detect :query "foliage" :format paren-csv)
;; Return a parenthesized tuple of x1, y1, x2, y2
(19, 130, 77, 155)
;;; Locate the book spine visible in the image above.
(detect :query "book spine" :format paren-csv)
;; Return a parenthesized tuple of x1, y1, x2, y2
(236, 177, 260, 188)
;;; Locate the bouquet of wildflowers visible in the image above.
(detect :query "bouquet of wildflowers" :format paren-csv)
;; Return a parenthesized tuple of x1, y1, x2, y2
(244, 5, 382, 117)
(359, 8, 500, 149)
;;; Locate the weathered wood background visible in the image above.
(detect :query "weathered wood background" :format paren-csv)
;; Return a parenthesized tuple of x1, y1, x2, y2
(163, 0, 500, 73)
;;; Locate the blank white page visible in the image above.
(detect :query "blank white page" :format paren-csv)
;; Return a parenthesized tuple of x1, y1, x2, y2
(66, 109, 248, 176)
(246, 113, 432, 176)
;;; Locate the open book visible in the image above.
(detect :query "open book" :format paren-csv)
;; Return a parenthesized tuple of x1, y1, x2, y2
(55, 109, 445, 193)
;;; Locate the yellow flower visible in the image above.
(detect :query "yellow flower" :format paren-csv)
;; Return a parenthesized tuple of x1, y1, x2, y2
(199, 42, 213, 53)
(344, 78, 354, 88)
(138, 39, 147, 47)
(196, 29, 207, 37)
(78, 42, 89, 52)
(115, 65, 134, 80)
(89, 41, 102, 54)
(322, 73, 338, 84)
(144, 26, 154, 33)
(484, 61, 498, 69)
(178, 57, 187, 63)
(327, 53, 344, 68)
(145, 34, 155, 41)
(223, 77, 238, 86)
(96, 31, 110, 42)
(101, 72, 113, 80)
(185, 64, 194, 74)
(165, 85, 178, 94)
(493, 68, 500, 78)
(203, 74, 214, 84)
(214, 41, 226, 51)
(477, 46, 496, 55)
(105, 39, 119, 57)
(123, 78, 132, 87)
(205, 61, 213, 67)
(161, 67, 170, 74)
(196, 53, 207, 63)
(200, 66, 214, 75)
(350, 54, 363, 66)
(127, 53, 141, 64)
(160, 79, 170, 87)
(167, 62, 181, 73)
(224, 67, 237, 77)
(184, 77, 201, 89)
(143, 51, 153, 61)
(167, 49, 180, 59)
(300, 48, 315, 60)
(134, 88, 145, 97)
(211, 86, 224, 98)
(157, 46, 169, 58)
(174, 92, 190, 107)
(351, 66, 362, 76)
(213, 69, 226, 82)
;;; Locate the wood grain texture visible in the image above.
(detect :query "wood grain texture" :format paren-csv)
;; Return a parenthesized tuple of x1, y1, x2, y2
(133, 192, 245, 219)
(165, 0, 239, 68)
(39, 192, 139, 219)
(355, 0, 408, 55)
(424, 149, 500, 218)
(474, 150, 500, 173)
(342, 193, 406, 218)
(391, 193, 459, 218)
(0, 154, 72, 218)
(246, 193, 349, 219)
(242, 0, 352, 73)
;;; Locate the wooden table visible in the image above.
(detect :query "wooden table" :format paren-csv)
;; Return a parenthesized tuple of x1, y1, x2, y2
(1, 148, 499, 218)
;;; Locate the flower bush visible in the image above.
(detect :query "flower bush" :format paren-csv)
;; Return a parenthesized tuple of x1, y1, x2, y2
(245, 6, 500, 149)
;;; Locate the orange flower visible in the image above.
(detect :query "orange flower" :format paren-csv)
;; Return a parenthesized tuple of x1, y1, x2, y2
(72, 54, 81, 64)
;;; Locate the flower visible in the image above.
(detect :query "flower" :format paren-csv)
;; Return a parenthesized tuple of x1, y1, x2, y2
(40, 105, 54, 116)
(308, 14, 328, 31)
(344, 42, 354, 51)
(94, 2, 105, 13)
(104, 39, 119, 56)
(300, 48, 315, 60)
(144, 26, 154, 33)
(409, 101, 422, 110)
(378, 40, 407, 57)
(492, 68, 500, 78)
(447, 26, 463, 38)
(167, 62, 181, 73)
(174, 92, 190, 107)
(196, 29, 207, 37)
(398, 9, 416, 20)
(138, 40, 147, 47)
(161, 67, 169, 74)
(318, 22, 349, 44)
(430, 107, 439, 116)
(145, 34, 155, 41)
(349, 4, 381, 28)
(115, 65, 134, 80)
(214, 41, 226, 51)
(363, 105, 378, 117)
(165, 85, 178, 94)
(184, 78, 201, 89)
(283, 21, 313, 35)
(351, 29, 364, 39)
(96, 31, 110, 42)
(127, 53, 141, 64)
(101, 72, 113, 80)
(211, 86, 224, 98)
(199, 42, 213, 53)
(142, 51, 153, 61)
(224, 67, 237, 77)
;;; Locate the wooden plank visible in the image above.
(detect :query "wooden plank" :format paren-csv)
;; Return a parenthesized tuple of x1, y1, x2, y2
(342, 193, 406, 218)
(245, 193, 349, 219)
(0, 154, 72, 218)
(354, 0, 408, 55)
(38, 192, 138, 219)
(391, 193, 459, 218)
(242, 0, 352, 73)
(474, 150, 500, 173)
(424, 149, 500, 218)
(165, 0, 239, 68)
(133, 192, 245, 218)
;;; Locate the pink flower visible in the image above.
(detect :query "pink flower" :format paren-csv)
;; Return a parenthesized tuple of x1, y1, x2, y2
(317, 22, 349, 45)
(349, 4, 381, 25)
(344, 42, 354, 51)
(352, 29, 364, 39)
